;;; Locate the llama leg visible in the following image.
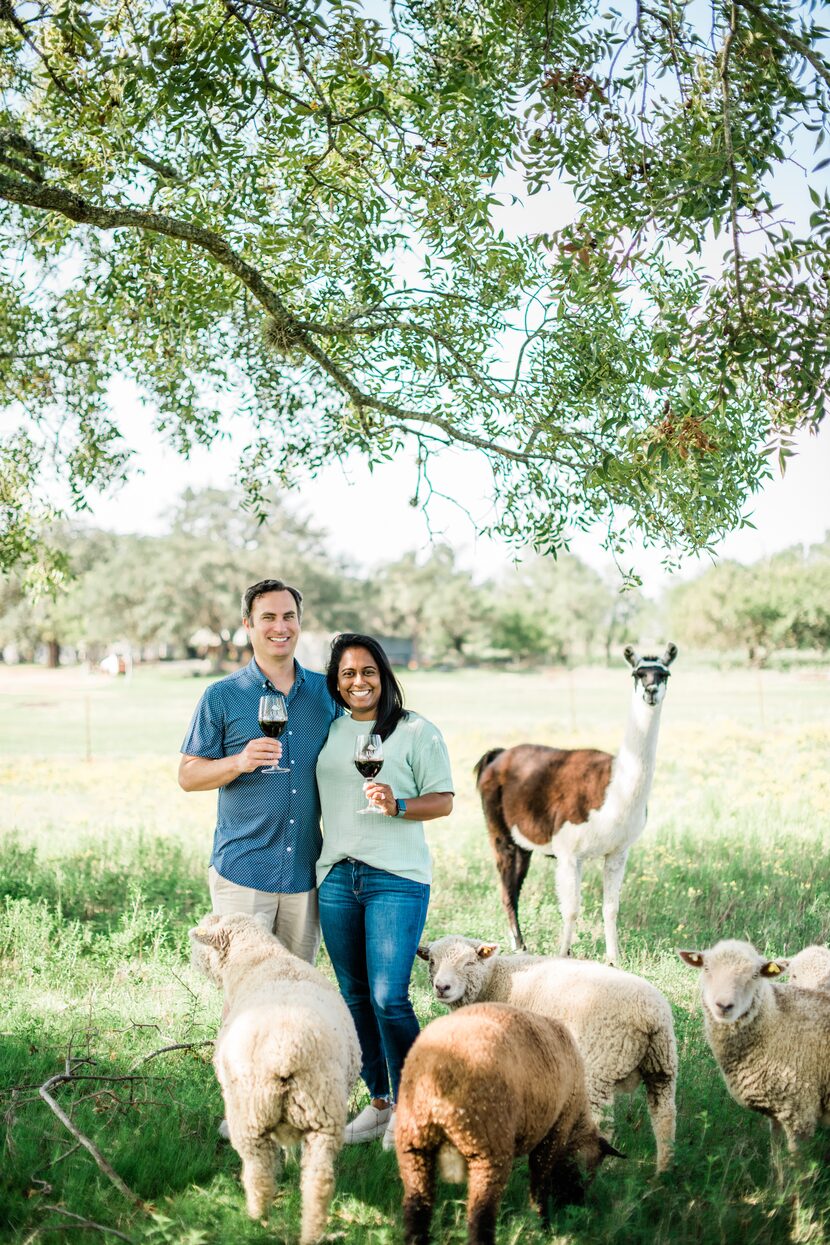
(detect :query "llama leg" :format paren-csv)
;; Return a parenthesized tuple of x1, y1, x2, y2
(238, 1135, 281, 1221)
(555, 856, 582, 957)
(299, 1131, 339, 1245)
(493, 834, 529, 951)
(399, 1147, 437, 1245)
(602, 847, 629, 964)
(465, 1156, 510, 1245)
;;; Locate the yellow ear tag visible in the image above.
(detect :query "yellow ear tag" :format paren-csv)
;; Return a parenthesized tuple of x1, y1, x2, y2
(767, 964, 781, 974)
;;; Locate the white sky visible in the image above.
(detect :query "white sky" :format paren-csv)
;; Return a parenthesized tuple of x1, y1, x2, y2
(85, 162, 830, 599)
(88, 395, 830, 599)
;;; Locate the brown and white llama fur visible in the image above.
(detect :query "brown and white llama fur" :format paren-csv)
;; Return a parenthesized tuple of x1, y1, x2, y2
(476, 644, 677, 964)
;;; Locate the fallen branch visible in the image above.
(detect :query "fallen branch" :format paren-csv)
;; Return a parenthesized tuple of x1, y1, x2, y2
(128, 1039, 214, 1073)
(39, 1205, 134, 1241)
(38, 1075, 148, 1209)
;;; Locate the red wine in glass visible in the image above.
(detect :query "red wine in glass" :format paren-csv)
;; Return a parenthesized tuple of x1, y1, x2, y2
(354, 734, 384, 813)
(259, 693, 289, 773)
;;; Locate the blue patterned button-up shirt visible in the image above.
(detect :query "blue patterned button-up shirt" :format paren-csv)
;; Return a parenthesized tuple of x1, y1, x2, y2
(181, 657, 341, 893)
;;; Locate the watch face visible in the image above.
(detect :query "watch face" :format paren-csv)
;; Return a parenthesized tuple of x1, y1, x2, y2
(396, 799, 407, 815)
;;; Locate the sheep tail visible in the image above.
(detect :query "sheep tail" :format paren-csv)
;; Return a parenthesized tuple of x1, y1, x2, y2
(473, 749, 504, 785)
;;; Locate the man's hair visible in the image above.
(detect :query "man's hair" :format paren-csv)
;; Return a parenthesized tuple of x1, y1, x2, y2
(241, 579, 304, 623)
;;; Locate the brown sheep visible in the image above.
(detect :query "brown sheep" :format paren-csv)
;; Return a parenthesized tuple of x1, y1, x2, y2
(395, 1002, 621, 1245)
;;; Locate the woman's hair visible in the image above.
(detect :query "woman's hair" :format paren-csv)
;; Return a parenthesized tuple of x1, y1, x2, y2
(326, 633, 408, 741)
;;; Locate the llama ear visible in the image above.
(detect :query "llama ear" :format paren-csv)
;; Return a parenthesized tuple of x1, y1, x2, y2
(476, 943, 499, 959)
(623, 645, 640, 668)
(662, 642, 678, 666)
(678, 949, 705, 969)
(760, 959, 788, 977)
(416, 945, 431, 961)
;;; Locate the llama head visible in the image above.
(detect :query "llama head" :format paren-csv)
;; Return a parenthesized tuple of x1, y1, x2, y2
(623, 643, 677, 707)
(416, 935, 499, 1007)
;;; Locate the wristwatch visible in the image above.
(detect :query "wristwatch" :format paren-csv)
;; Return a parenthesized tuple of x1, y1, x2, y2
(394, 798, 407, 817)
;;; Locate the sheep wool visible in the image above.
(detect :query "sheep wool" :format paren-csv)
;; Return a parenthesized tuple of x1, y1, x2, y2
(786, 944, 830, 993)
(679, 939, 830, 1153)
(190, 913, 361, 1245)
(418, 934, 676, 1172)
(395, 1002, 618, 1245)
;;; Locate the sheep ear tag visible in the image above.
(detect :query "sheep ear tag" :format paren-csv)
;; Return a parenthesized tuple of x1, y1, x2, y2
(416, 946, 430, 961)
(477, 944, 499, 959)
(761, 961, 783, 977)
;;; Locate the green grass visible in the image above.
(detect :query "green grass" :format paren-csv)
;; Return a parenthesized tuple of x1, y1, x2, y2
(1, 662, 829, 1244)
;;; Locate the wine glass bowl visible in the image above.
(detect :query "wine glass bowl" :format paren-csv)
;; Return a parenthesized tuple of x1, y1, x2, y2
(259, 693, 289, 773)
(354, 734, 384, 814)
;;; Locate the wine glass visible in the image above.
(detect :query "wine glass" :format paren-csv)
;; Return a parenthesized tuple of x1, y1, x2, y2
(354, 734, 384, 814)
(258, 693, 289, 773)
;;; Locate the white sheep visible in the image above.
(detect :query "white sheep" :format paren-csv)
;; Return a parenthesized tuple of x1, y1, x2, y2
(395, 1002, 621, 1245)
(679, 939, 830, 1155)
(190, 913, 361, 1245)
(417, 935, 676, 1172)
(784, 944, 830, 992)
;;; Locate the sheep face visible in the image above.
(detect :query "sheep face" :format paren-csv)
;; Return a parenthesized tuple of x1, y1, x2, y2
(416, 935, 499, 1006)
(678, 940, 787, 1025)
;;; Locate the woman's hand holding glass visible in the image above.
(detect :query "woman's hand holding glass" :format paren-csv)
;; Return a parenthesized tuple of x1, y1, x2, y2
(363, 781, 397, 817)
(354, 735, 385, 814)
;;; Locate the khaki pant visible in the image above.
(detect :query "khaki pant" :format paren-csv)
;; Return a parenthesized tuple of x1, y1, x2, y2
(208, 866, 321, 964)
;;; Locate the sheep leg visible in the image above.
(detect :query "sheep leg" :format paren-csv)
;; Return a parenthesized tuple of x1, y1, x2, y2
(555, 856, 582, 957)
(298, 1130, 339, 1245)
(601, 847, 629, 965)
(643, 1071, 676, 1174)
(465, 1155, 510, 1245)
(528, 1130, 560, 1227)
(399, 1147, 437, 1245)
(238, 1135, 281, 1221)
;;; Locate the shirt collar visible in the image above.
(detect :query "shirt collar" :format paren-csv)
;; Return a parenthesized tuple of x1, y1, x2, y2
(245, 656, 307, 692)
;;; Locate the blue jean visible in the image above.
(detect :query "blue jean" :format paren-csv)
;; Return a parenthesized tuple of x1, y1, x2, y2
(318, 858, 430, 1102)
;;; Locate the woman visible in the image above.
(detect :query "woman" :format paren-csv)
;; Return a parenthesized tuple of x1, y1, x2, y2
(316, 633, 454, 1151)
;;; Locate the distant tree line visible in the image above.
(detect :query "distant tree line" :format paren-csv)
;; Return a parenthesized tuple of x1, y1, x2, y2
(0, 490, 827, 670)
(0, 489, 643, 668)
(665, 541, 830, 667)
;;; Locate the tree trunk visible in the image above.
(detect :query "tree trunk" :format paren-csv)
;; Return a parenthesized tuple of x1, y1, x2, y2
(47, 639, 60, 668)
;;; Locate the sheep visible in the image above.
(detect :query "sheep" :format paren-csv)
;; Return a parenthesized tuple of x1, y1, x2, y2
(679, 939, 830, 1156)
(417, 934, 676, 1173)
(785, 944, 830, 992)
(189, 913, 361, 1245)
(395, 1001, 621, 1245)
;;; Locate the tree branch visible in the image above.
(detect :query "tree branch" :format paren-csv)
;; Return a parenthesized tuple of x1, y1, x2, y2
(38, 1074, 148, 1209)
(736, 0, 830, 92)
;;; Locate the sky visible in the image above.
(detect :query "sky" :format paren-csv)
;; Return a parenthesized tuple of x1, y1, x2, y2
(88, 391, 830, 599)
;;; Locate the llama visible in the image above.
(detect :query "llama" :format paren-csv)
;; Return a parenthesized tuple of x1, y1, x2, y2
(475, 643, 677, 964)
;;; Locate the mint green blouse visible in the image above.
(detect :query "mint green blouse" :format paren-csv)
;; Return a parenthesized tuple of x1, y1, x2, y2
(315, 711, 454, 886)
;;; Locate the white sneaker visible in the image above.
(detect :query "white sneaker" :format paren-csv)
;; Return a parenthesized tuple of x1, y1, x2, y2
(344, 1102, 391, 1144)
(381, 1110, 396, 1152)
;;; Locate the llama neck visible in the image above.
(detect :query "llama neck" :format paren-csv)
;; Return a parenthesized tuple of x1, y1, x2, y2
(609, 689, 663, 802)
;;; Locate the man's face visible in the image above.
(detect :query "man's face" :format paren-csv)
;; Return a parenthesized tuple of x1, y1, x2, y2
(244, 589, 300, 665)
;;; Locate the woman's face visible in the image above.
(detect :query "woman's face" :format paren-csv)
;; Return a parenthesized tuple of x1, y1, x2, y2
(337, 646, 383, 720)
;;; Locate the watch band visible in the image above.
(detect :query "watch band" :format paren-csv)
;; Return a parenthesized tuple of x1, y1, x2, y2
(395, 798, 407, 817)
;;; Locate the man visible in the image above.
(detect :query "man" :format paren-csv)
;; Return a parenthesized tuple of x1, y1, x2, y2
(179, 579, 340, 963)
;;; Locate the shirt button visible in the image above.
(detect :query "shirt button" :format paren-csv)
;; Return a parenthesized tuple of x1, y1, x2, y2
(289, 819, 294, 824)
(286, 846, 292, 852)
(288, 731, 293, 735)
(291, 789, 297, 794)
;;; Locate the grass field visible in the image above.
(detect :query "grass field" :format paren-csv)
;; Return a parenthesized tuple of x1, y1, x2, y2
(1, 660, 829, 1245)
